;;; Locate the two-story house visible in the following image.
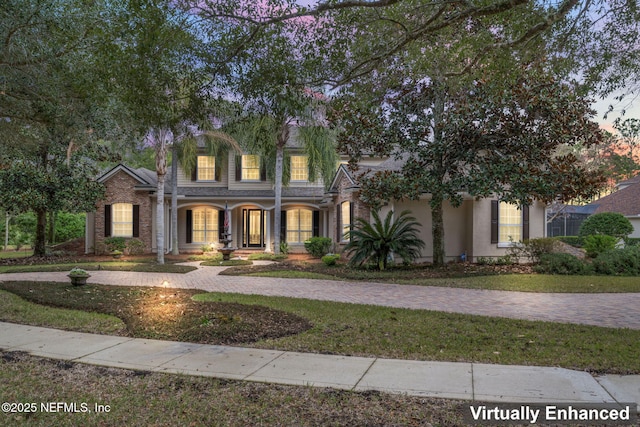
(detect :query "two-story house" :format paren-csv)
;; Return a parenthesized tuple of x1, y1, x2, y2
(86, 145, 330, 255)
(86, 145, 547, 261)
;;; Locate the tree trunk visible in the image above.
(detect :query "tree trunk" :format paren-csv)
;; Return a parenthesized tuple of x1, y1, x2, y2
(155, 129, 168, 265)
(171, 146, 179, 255)
(272, 124, 289, 255)
(48, 211, 56, 245)
(431, 81, 446, 267)
(4, 212, 9, 250)
(157, 172, 165, 264)
(431, 194, 445, 267)
(34, 209, 47, 256)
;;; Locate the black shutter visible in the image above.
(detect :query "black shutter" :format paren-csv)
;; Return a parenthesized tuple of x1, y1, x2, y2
(214, 160, 221, 181)
(522, 205, 530, 241)
(280, 210, 287, 242)
(218, 209, 225, 241)
(132, 205, 140, 238)
(491, 200, 499, 244)
(191, 163, 197, 181)
(312, 210, 320, 237)
(186, 210, 193, 244)
(260, 157, 267, 181)
(104, 205, 111, 237)
(235, 156, 242, 181)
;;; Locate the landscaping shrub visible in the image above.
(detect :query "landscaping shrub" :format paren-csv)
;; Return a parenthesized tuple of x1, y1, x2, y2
(53, 212, 85, 243)
(126, 238, 146, 255)
(344, 210, 425, 270)
(626, 238, 640, 247)
(534, 253, 588, 275)
(583, 234, 618, 258)
(555, 236, 584, 248)
(507, 237, 558, 263)
(523, 238, 559, 263)
(321, 254, 340, 266)
(279, 241, 289, 255)
(579, 212, 633, 239)
(304, 237, 332, 258)
(104, 237, 126, 252)
(592, 247, 640, 276)
(247, 253, 287, 261)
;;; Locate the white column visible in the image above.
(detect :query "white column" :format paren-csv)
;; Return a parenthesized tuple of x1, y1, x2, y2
(264, 210, 272, 252)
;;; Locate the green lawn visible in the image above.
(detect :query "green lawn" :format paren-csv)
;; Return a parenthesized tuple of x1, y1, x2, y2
(1, 282, 638, 375)
(242, 270, 640, 293)
(0, 262, 197, 274)
(0, 249, 33, 259)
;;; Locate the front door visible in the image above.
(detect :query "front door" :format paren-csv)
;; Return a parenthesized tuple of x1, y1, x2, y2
(243, 209, 264, 247)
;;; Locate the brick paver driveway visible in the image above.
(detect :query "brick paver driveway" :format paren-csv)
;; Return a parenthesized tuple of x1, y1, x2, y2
(2, 264, 639, 329)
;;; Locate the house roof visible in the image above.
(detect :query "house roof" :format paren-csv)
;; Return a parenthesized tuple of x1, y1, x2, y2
(97, 164, 156, 189)
(176, 186, 325, 199)
(587, 180, 640, 216)
(327, 154, 408, 193)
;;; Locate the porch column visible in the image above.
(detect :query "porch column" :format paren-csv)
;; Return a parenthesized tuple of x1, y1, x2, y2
(264, 210, 272, 252)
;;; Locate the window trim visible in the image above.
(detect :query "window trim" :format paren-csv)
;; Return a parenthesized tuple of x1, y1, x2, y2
(190, 208, 219, 244)
(285, 208, 313, 243)
(339, 201, 352, 243)
(241, 155, 261, 181)
(196, 155, 216, 182)
(491, 201, 529, 246)
(290, 155, 309, 182)
(111, 203, 134, 238)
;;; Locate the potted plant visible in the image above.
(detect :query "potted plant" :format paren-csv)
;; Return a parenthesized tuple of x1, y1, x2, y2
(68, 267, 90, 286)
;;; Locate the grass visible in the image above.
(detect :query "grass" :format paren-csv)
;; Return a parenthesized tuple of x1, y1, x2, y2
(0, 290, 125, 334)
(0, 351, 466, 427)
(1, 281, 638, 375)
(227, 262, 640, 293)
(0, 262, 197, 274)
(0, 250, 32, 259)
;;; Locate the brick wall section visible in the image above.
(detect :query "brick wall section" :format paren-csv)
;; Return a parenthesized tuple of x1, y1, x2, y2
(331, 174, 371, 252)
(93, 170, 153, 254)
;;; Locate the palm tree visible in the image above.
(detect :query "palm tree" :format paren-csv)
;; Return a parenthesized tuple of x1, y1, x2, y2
(235, 106, 338, 254)
(145, 122, 240, 262)
(171, 125, 241, 255)
(344, 210, 425, 270)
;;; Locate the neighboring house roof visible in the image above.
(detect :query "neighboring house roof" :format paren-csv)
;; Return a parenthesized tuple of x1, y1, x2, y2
(586, 180, 640, 216)
(616, 174, 640, 190)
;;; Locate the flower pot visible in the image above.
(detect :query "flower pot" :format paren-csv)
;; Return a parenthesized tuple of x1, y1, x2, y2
(68, 275, 90, 286)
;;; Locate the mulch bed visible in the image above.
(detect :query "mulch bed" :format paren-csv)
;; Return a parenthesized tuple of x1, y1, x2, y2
(0, 281, 312, 345)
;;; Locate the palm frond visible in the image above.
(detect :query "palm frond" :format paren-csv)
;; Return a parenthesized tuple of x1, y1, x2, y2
(344, 210, 425, 270)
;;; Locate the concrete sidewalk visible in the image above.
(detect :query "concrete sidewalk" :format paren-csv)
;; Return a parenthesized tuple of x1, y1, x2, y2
(1, 322, 638, 413)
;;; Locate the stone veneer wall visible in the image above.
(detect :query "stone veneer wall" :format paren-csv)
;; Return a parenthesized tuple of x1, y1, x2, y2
(93, 170, 153, 254)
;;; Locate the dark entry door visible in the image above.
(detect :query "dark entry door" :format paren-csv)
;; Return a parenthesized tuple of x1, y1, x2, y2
(243, 209, 264, 247)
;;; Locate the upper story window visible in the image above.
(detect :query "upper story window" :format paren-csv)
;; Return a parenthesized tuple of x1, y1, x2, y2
(498, 202, 522, 244)
(112, 203, 133, 237)
(290, 155, 308, 182)
(242, 155, 261, 180)
(197, 156, 215, 181)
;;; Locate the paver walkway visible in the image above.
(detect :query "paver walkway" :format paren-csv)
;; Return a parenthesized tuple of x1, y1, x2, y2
(2, 263, 640, 329)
